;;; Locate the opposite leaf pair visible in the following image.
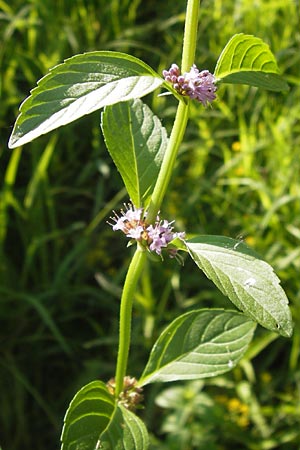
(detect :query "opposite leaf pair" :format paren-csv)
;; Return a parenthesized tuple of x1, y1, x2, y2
(61, 307, 256, 450)
(8, 34, 288, 150)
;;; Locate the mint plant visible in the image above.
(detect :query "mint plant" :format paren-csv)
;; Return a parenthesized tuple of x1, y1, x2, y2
(8, 0, 293, 448)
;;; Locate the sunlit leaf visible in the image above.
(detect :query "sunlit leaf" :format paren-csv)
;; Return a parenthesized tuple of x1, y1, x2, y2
(214, 33, 288, 91)
(61, 381, 149, 450)
(140, 309, 256, 385)
(99, 405, 149, 450)
(186, 235, 293, 337)
(101, 99, 168, 207)
(61, 381, 115, 450)
(8, 51, 163, 148)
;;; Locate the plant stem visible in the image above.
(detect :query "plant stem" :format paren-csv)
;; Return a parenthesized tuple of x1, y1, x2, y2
(146, 0, 199, 223)
(113, 0, 200, 397)
(114, 247, 147, 398)
(146, 101, 189, 224)
(181, 0, 200, 73)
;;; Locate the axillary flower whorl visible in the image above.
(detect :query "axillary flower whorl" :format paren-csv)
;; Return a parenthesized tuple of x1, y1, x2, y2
(163, 63, 217, 105)
(108, 203, 185, 259)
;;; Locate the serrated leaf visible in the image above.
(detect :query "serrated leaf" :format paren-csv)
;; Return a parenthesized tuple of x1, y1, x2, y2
(186, 236, 293, 338)
(101, 99, 167, 207)
(61, 380, 115, 450)
(9, 51, 163, 148)
(99, 405, 149, 450)
(61, 381, 149, 450)
(214, 33, 288, 91)
(139, 309, 256, 385)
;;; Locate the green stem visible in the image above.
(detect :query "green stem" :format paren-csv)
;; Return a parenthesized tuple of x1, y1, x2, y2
(146, 0, 199, 223)
(146, 101, 189, 223)
(114, 247, 147, 398)
(181, 0, 200, 72)
(113, 0, 200, 397)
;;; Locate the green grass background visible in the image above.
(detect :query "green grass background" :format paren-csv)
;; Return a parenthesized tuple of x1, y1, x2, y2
(1, 0, 300, 449)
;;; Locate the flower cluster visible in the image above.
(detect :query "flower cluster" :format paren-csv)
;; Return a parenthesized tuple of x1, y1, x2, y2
(162, 63, 217, 106)
(107, 376, 144, 412)
(108, 203, 185, 258)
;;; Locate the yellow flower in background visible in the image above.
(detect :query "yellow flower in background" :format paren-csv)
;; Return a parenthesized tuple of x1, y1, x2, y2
(261, 372, 272, 384)
(245, 236, 256, 247)
(232, 141, 242, 152)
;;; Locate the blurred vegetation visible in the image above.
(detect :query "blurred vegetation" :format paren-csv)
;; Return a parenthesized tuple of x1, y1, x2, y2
(1, 0, 300, 449)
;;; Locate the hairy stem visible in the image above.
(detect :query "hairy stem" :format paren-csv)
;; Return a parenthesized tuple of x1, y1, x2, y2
(146, 0, 199, 223)
(146, 101, 189, 223)
(181, 0, 200, 72)
(114, 0, 200, 397)
(114, 247, 147, 398)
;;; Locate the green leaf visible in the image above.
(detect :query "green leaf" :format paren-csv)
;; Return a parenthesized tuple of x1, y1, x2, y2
(100, 405, 149, 450)
(61, 381, 149, 450)
(8, 51, 163, 148)
(61, 380, 115, 450)
(139, 309, 256, 385)
(186, 236, 293, 338)
(101, 99, 167, 207)
(214, 33, 289, 91)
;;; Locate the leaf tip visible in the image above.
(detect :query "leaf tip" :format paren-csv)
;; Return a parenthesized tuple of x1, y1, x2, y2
(277, 321, 293, 338)
(8, 134, 18, 149)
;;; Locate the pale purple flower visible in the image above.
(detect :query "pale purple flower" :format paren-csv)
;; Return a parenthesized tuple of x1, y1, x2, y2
(112, 216, 127, 231)
(150, 220, 183, 255)
(149, 238, 165, 255)
(162, 63, 181, 84)
(146, 219, 178, 255)
(146, 224, 160, 240)
(108, 203, 186, 259)
(124, 207, 143, 222)
(108, 203, 143, 234)
(126, 225, 144, 239)
(163, 63, 217, 106)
